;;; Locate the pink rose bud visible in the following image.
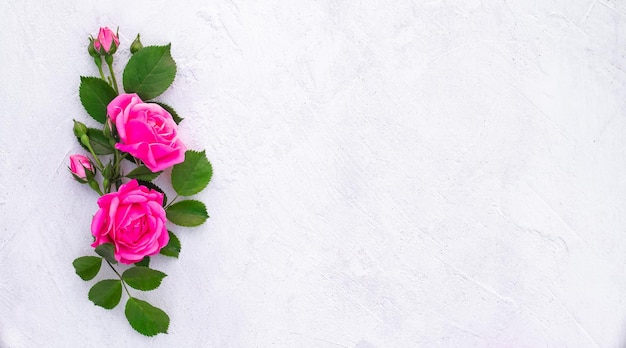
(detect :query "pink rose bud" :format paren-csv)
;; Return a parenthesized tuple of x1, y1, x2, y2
(69, 154, 95, 182)
(93, 27, 119, 55)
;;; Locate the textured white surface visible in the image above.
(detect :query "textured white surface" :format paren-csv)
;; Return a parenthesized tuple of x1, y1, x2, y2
(1, 0, 626, 347)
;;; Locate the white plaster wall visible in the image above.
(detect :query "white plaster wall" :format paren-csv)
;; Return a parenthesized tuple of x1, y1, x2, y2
(1, 0, 626, 347)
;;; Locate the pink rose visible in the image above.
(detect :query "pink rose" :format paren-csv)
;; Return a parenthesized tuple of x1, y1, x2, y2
(93, 27, 119, 54)
(107, 93, 186, 172)
(91, 179, 169, 264)
(69, 154, 94, 181)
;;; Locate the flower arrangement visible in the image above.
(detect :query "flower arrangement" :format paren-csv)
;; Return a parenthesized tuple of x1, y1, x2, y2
(70, 27, 212, 336)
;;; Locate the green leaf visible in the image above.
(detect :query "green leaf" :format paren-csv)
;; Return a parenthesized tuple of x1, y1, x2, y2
(72, 256, 102, 281)
(159, 231, 181, 258)
(125, 298, 170, 336)
(88, 279, 122, 309)
(87, 128, 114, 155)
(137, 180, 167, 207)
(123, 44, 176, 100)
(126, 166, 162, 181)
(95, 243, 117, 264)
(79, 76, 117, 123)
(135, 256, 150, 267)
(166, 200, 208, 227)
(122, 267, 166, 291)
(171, 150, 213, 196)
(153, 102, 183, 124)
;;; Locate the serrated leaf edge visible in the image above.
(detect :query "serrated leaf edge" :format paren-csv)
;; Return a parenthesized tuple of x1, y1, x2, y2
(122, 44, 177, 99)
(159, 230, 181, 258)
(73, 256, 102, 281)
(125, 298, 170, 336)
(171, 150, 213, 196)
(79, 76, 116, 124)
(88, 279, 122, 309)
(122, 267, 167, 291)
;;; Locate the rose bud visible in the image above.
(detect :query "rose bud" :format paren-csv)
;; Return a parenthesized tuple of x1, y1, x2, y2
(69, 155, 95, 183)
(87, 38, 98, 58)
(93, 27, 119, 55)
(130, 34, 143, 54)
(73, 120, 88, 138)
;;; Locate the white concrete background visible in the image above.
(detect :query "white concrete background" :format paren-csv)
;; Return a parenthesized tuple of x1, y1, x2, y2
(1, 0, 626, 347)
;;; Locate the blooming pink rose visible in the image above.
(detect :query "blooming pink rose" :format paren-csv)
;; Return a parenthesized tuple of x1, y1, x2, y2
(93, 27, 119, 54)
(69, 154, 94, 181)
(91, 179, 169, 264)
(107, 93, 186, 172)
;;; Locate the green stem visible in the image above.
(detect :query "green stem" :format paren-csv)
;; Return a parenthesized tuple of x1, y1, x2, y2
(105, 55, 119, 93)
(97, 63, 105, 81)
(112, 150, 127, 191)
(93, 56, 106, 81)
(105, 260, 132, 298)
(91, 184, 103, 196)
(103, 179, 111, 194)
(164, 195, 179, 209)
(80, 135, 104, 170)
(114, 150, 128, 168)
